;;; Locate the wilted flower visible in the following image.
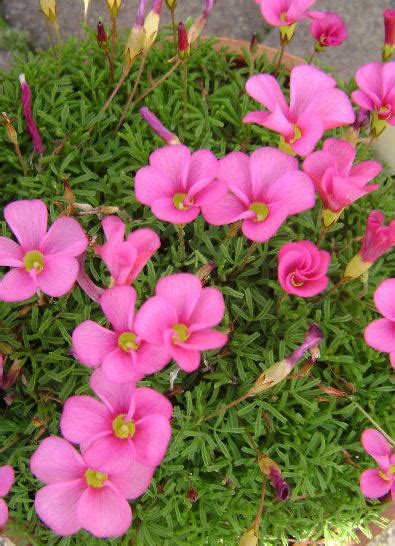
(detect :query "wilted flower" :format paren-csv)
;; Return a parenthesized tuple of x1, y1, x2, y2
(360, 429, 395, 500)
(144, 0, 162, 49)
(310, 11, 348, 51)
(124, 0, 146, 66)
(140, 107, 180, 144)
(258, 455, 290, 500)
(19, 74, 44, 156)
(0, 465, 14, 527)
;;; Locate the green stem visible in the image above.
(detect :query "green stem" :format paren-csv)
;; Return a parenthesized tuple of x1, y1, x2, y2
(275, 42, 286, 72)
(171, 9, 177, 49)
(231, 242, 258, 278)
(351, 401, 395, 446)
(307, 49, 316, 64)
(204, 392, 251, 422)
(182, 61, 188, 113)
(176, 224, 186, 264)
(115, 51, 148, 132)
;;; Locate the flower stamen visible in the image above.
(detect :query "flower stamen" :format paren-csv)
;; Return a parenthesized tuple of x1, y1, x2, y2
(23, 250, 44, 273)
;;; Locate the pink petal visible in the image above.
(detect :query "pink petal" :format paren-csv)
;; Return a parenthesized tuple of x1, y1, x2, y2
(287, 276, 328, 297)
(82, 435, 135, 473)
(306, 88, 355, 130)
(30, 436, 85, 484)
(355, 62, 383, 105)
(0, 268, 37, 302)
(164, 332, 201, 372)
(191, 179, 228, 207)
(35, 481, 85, 536)
(290, 117, 324, 156)
(133, 387, 173, 421)
(201, 192, 249, 225)
(323, 138, 355, 173)
(77, 486, 132, 538)
(180, 329, 228, 350)
(126, 228, 161, 280)
(4, 199, 47, 251)
(374, 278, 395, 320)
(290, 65, 336, 119)
(188, 287, 226, 329)
(102, 216, 125, 242)
(383, 62, 395, 97)
(89, 367, 134, 416)
(218, 152, 251, 195)
(149, 144, 191, 190)
(156, 273, 202, 323)
(360, 468, 392, 499)
(0, 499, 9, 527)
(101, 286, 136, 332)
(351, 89, 375, 111)
(37, 255, 79, 297)
(243, 110, 272, 126)
(110, 462, 154, 499)
(361, 428, 392, 460)
(250, 147, 298, 197)
(267, 171, 316, 215)
(364, 318, 395, 353)
(134, 295, 178, 345)
(133, 414, 172, 466)
(241, 205, 287, 242)
(390, 352, 395, 368)
(72, 321, 118, 367)
(245, 74, 289, 113)
(134, 165, 174, 205)
(60, 395, 112, 447)
(187, 149, 218, 190)
(132, 342, 171, 377)
(0, 237, 23, 267)
(151, 197, 200, 224)
(0, 465, 14, 496)
(40, 217, 88, 257)
(302, 150, 334, 187)
(350, 161, 382, 185)
(102, 348, 143, 384)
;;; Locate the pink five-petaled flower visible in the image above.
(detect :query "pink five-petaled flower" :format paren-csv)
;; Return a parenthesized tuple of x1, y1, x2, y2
(303, 138, 382, 227)
(352, 62, 395, 137)
(364, 278, 395, 369)
(278, 241, 330, 298)
(244, 64, 355, 157)
(30, 436, 153, 538)
(201, 148, 315, 243)
(95, 216, 160, 287)
(360, 429, 395, 501)
(310, 11, 348, 50)
(0, 199, 88, 302)
(135, 273, 227, 372)
(72, 286, 170, 383)
(0, 465, 14, 527)
(256, 0, 319, 42)
(134, 144, 227, 224)
(60, 367, 172, 471)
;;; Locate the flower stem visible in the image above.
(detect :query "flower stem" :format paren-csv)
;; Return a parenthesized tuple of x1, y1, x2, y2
(253, 479, 266, 532)
(111, 16, 117, 67)
(231, 242, 258, 278)
(44, 19, 57, 54)
(171, 9, 177, 49)
(204, 392, 251, 422)
(101, 65, 131, 114)
(53, 20, 62, 44)
(182, 61, 188, 113)
(176, 224, 186, 264)
(134, 61, 181, 104)
(317, 225, 329, 246)
(115, 51, 148, 132)
(351, 401, 395, 446)
(307, 49, 317, 64)
(14, 141, 28, 176)
(104, 48, 115, 83)
(275, 42, 286, 72)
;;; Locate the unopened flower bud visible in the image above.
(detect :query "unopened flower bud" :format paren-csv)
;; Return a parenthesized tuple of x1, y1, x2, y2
(106, 0, 122, 18)
(258, 455, 290, 501)
(178, 22, 190, 60)
(97, 19, 108, 49)
(39, 0, 57, 23)
(19, 74, 44, 156)
(165, 0, 177, 9)
(144, 0, 162, 49)
(2, 112, 18, 146)
(383, 10, 395, 61)
(140, 107, 180, 144)
(125, 26, 146, 66)
(239, 528, 258, 546)
(353, 108, 370, 130)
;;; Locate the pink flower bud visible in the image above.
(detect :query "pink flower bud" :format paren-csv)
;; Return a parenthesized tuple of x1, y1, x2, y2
(19, 74, 44, 156)
(139, 107, 180, 144)
(353, 108, 370, 129)
(268, 467, 290, 500)
(383, 10, 395, 60)
(97, 20, 108, 48)
(288, 323, 324, 368)
(178, 22, 189, 59)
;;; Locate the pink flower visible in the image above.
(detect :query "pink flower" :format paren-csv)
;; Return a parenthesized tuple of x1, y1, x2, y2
(61, 367, 172, 471)
(256, 0, 318, 27)
(310, 11, 348, 49)
(359, 211, 395, 263)
(19, 74, 44, 156)
(201, 148, 315, 242)
(72, 286, 170, 383)
(278, 241, 330, 297)
(135, 273, 227, 372)
(360, 429, 395, 500)
(352, 62, 395, 136)
(0, 199, 88, 302)
(0, 465, 14, 527)
(30, 436, 153, 537)
(134, 144, 227, 224)
(364, 278, 395, 369)
(95, 216, 160, 286)
(303, 138, 381, 222)
(244, 65, 355, 156)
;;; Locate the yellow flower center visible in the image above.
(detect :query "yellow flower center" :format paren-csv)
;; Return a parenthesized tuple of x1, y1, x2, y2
(280, 12, 287, 22)
(23, 250, 44, 274)
(172, 323, 190, 344)
(289, 124, 302, 144)
(378, 470, 392, 482)
(378, 104, 391, 120)
(85, 469, 108, 488)
(249, 202, 269, 222)
(390, 465, 395, 474)
(112, 414, 136, 439)
(118, 332, 139, 352)
(173, 193, 191, 210)
(291, 273, 304, 287)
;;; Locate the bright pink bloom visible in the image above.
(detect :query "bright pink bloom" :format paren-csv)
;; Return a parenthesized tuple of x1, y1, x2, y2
(352, 62, 395, 125)
(278, 241, 330, 297)
(0, 465, 14, 527)
(244, 65, 355, 156)
(201, 148, 315, 242)
(0, 199, 88, 302)
(364, 278, 395, 369)
(72, 286, 170, 383)
(19, 74, 44, 156)
(303, 138, 382, 212)
(359, 211, 395, 263)
(134, 144, 227, 224)
(95, 216, 160, 286)
(256, 0, 318, 26)
(135, 273, 227, 372)
(30, 436, 153, 537)
(360, 429, 395, 500)
(310, 11, 348, 48)
(61, 367, 172, 471)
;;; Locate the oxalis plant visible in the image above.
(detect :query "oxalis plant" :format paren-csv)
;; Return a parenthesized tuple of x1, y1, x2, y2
(0, 0, 395, 544)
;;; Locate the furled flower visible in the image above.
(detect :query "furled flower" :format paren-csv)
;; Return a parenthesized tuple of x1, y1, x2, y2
(244, 65, 355, 156)
(258, 455, 290, 500)
(0, 465, 14, 527)
(135, 273, 227, 372)
(95, 216, 160, 287)
(39, 0, 57, 22)
(360, 429, 395, 500)
(201, 148, 315, 242)
(144, 0, 162, 49)
(30, 436, 153, 537)
(364, 278, 395, 369)
(303, 138, 382, 227)
(188, 0, 214, 44)
(97, 19, 108, 48)
(178, 22, 190, 60)
(256, 0, 319, 43)
(310, 11, 348, 51)
(124, 0, 146, 66)
(352, 62, 395, 137)
(19, 74, 44, 156)
(134, 144, 226, 224)
(278, 241, 330, 297)
(61, 367, 172, 471)
(140, 107, 180, 145)
(72, 286, 170, 383)
(383, 10, 395, 61)
(0, 199, 88, 302)
(106, 0, 122, 17)
(343, 211, 395, 280)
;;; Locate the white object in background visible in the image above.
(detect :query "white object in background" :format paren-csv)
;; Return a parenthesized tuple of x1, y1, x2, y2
(373, 125, 395, 174)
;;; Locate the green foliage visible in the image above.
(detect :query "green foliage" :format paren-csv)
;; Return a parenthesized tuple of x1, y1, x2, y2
(0, 29, 394, 546)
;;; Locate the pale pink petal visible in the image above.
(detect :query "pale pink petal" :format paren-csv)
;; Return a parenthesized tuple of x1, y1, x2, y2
(245, 74, 289, 113)
(82, 435, 135, 472)
(0, 237, 23, 267)
(187, 149, 218, 190)
(35, 481, 85, 536)
(180, 329, 228, 350)
(188, 287, 225, 329)
(41, 217, 88, 257)
(267, 171, 316, 215)
(60, 396, 112, 447)
(250, 147, 298, 197)
(201, 193, 248, 225)
(0, 268, 37, 302)
(323, 138, 355, 173)
(0, 466, 14, 496)
(156, 273, 202, 323)
(149, 144, 191, 190)
(102, 348, 142, 384)
(133, 414, 172, 466)
(361, 428, 392, 470)
(364, 318, 395, 353)
(110, 462, 154, 499)
(134, 295, 178, 345)
(133, 387, 173, 421)
(374, 278, 395, 320)
(126, 228, 161, 280)
(355, 63, 383, 105)
(255, 103, 295, 138)
(306, 88, 355, 130)
(151, 198, 200, 224)
(89, 367, 134, 416)
(191, 180, 228, 206)
(72, 321, 118, 367)
(290, 65, 336, 119)
(101, 286, 137, 332)
(350, 161, 382, 185)
(351, 90, 375, 111)
(134, 166, 175, 204)
(77, 486, 132, 538)
(242, 205, 287, 243)
(37, 255, 79, 297)
(360, 469, 392, 499)
(0, 499, 9, 527)
(4, 200, 47, 251)
(30, 436, 85, 484)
